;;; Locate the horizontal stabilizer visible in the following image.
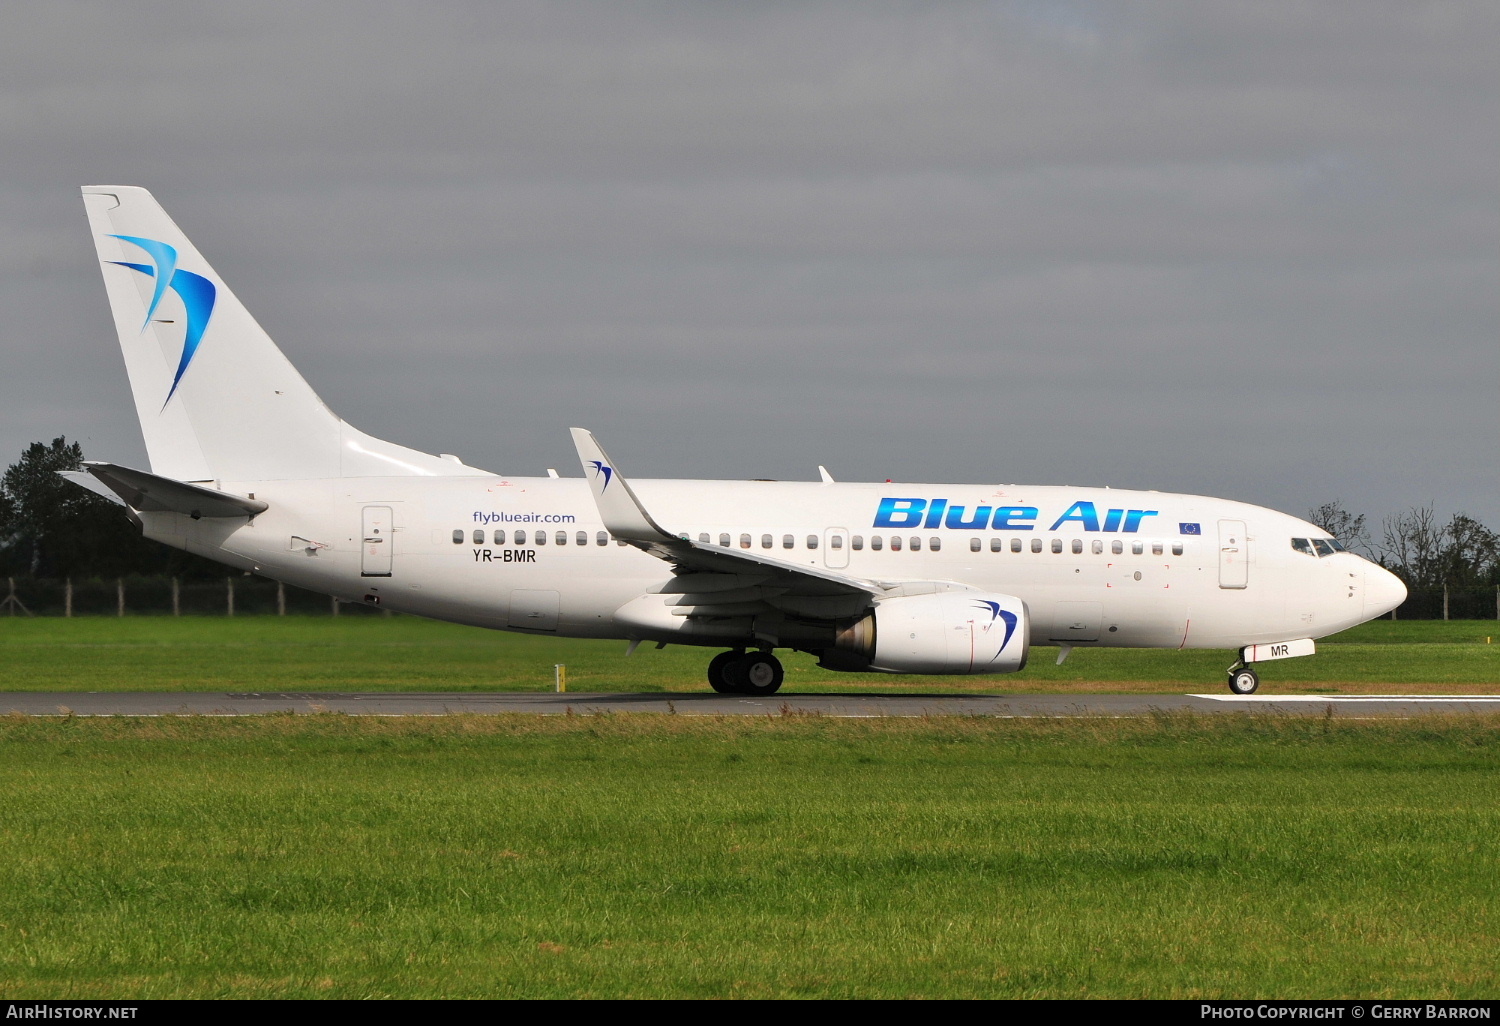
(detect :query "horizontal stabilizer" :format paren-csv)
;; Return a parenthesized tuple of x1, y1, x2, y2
(57, 471, 127, 506)
(73, 461, 268, 518)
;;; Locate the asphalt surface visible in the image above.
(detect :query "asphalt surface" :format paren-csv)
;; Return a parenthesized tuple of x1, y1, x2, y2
(5, 692, 1500, 717)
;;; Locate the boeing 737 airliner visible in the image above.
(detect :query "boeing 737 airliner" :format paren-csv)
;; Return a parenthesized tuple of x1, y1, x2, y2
(66, 187, 1406, 695)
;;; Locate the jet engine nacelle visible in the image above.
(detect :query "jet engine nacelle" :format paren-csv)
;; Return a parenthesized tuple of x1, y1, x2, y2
(829, 592, 1030, 674)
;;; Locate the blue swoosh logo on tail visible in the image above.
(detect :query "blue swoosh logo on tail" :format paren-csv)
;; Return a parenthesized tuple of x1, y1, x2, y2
(110, 235, 177, 328)
(107, 236, 217, 407)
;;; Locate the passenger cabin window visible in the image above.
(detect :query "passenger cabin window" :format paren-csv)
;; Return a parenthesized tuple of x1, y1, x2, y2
(452, 529, 463, 544)
(720, 533, 731, 547)
(783, 534, 795, 549)
(535, 530, 546, 545)
(1112, 540, 1123, 555)
(807, 535, 819, 549)
(473, 529, 485, 545)
(740, 533, 751, 549)
(1092, 540, 1103, 554)
(1072, 539, 1083, 554)
(991, 538, 1002, 552)
(910, 537, 921, 551)
(830, 536, 843, 549)
(870, 536, 883, 551)
(930, 537, 941, 551)
(852, 535, 864, 550)
(515, 530, 526, 545)
(1012, 539, 1023, 553)
(761, 534, 773, 549)
(1051, 539, 1063, 554)
(1132, 541, 1143, 555)
(1172, 542, 1183, 556)
(495, 530, 506, 545)
(890, 536, 903, 551)
(1031, 538, 1042, 553)
(971, 538, 982, 552)
(1151, 542, 1163, 555)
(698, 533, 709, 543)
(597, 531, 609, 546)
(557, 530, 568, 545)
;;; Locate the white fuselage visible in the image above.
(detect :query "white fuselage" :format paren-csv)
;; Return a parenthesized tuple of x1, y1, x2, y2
(139, 475, 1405, 652)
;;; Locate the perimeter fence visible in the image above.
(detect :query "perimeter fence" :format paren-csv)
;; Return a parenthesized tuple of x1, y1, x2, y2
(0, 576, 1495, 620)
(0, 576, 389, 617)
(1393, 586, 1500, 621)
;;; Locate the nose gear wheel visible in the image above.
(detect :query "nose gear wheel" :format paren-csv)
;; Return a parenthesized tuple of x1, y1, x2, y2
(1227, 665, 1260, 695)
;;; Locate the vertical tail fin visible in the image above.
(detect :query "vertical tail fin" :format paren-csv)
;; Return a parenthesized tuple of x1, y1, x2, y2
(81, 186, 484, 481)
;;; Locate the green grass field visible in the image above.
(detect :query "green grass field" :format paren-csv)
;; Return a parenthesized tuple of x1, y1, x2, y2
(1, 714, 1497, 998)
(4, 620, 1497, 998)
(1, 616, 1497, 693)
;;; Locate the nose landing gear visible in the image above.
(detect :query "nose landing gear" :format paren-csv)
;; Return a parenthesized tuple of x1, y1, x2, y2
(1227, 661, 1260, 695)
(706, 650, 785, 696)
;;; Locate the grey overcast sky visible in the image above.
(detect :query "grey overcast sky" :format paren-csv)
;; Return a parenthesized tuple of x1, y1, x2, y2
(2, 1, 1495, 530)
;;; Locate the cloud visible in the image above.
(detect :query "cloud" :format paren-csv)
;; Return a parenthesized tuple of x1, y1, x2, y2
(0, 0, 1494, 526)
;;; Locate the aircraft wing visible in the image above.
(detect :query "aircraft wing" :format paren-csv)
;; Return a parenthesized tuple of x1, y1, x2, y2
(570, 428, 878, 605)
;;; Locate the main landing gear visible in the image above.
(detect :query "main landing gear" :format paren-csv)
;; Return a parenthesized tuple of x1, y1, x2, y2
(1227, 661, 1260, 695)
(707, 650, 785, 696)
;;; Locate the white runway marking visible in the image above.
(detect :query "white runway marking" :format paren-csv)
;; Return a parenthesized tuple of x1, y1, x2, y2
(1188, 694, 1500, 702)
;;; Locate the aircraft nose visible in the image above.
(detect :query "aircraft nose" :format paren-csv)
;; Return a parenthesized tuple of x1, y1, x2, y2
(1365, 565, 1408, 619)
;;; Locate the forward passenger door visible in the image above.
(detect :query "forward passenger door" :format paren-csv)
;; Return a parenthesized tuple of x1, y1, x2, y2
(1218, 519, 1248, 589)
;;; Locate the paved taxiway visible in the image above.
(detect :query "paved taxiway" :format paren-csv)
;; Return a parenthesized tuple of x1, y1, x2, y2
(5, 692, 1500, 717)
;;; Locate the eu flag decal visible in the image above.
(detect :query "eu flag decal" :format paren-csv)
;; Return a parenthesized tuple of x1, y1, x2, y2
(1179, 523, 1201, 535)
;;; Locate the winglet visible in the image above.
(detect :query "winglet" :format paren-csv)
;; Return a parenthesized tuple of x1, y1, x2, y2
(569, 428, 677, 545)
(818, 465, 834, 484)
(569, 428, 879, 597)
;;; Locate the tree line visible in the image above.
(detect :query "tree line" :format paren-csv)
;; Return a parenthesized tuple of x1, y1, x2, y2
(1307, 500, 1499, 590)
(0, 437, 221, 579)
(2, 436, 1496, 589)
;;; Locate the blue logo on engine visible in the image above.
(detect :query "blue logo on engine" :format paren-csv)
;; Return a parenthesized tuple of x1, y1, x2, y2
(973, 600, 1019, 652)
(107, 235, 217, 408)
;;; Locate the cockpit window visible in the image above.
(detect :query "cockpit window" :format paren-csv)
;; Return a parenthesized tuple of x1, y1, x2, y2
(1293, 537, 1347, 558)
